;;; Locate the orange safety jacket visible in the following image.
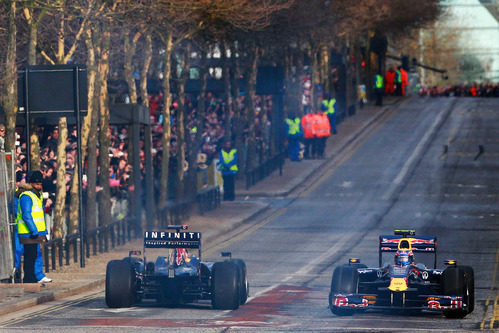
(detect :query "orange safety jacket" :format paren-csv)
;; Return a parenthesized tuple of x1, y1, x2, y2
(385, 70, 396, 95)
(313, 113, 331, 138)
(301, 113, 315, 139)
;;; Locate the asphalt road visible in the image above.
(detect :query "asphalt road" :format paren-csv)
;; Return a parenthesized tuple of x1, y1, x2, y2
(1, 97, 498, 332)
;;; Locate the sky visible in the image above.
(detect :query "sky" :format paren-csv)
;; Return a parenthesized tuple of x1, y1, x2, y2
(446, 0, 499, 80)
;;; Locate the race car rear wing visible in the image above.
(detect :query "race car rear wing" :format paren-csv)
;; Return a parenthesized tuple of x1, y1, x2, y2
(379, 233, 437, 268)
(144, 230, 202, 249)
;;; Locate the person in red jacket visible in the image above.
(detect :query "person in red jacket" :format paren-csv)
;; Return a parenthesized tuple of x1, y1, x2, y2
(313, 108, 331, 159)
(301, 109, 316, 159)
(385, 67, 396, 95)
(400, 67, 409, 96)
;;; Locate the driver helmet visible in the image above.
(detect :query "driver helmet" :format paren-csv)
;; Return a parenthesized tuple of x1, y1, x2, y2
(394, 250, 414, 266)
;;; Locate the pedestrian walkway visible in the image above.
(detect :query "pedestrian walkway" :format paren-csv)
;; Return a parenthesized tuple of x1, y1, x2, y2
(0, 98, 400, 317)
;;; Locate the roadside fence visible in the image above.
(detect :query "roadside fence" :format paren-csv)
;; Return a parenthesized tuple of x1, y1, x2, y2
(245, 150, 286, 189)
(43, 216, 139, 273)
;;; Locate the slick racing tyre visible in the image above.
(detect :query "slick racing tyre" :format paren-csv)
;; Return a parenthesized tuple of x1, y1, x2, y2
(232, 259, 249, 305)
(212, 261, 240, 310)
(441, 265, 474, 318)
(462, 266, 475, 313)
(105, 260, 137, 308)
(329, 265, 359, 316)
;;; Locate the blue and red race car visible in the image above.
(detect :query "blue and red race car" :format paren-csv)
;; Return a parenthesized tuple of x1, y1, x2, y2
(105, 225, 249, 310)
(329, 230, 474, 318)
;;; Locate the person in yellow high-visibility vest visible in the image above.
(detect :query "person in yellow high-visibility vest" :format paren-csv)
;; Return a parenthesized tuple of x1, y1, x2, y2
(321, 92, 337, 135)
(374, 73, 384, 106)
(218, 141, 238, 201)
(284, 113, 303, 161)
(16, 170, 49, 283)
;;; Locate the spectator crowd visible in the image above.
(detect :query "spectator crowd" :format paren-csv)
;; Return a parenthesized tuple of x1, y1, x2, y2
(418, 82, 499, 97)
(10, 89, 276, 231)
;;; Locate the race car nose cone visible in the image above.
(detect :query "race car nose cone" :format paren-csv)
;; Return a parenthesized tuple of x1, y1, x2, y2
(388, 277, 408, 292)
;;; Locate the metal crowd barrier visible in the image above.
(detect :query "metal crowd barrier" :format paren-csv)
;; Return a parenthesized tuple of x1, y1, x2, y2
(43, 237, 63, 273)
(43, 216, 139, 273)
(196, 186, 221, 215)
(245, 150, 286, 189)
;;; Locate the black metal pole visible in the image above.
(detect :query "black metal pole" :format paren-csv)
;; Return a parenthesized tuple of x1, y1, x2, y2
(74, 66, 85, 268)
(24, 68, 31, 171)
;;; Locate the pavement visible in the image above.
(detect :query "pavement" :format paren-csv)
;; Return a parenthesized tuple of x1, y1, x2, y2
(0, 97, 402, 317)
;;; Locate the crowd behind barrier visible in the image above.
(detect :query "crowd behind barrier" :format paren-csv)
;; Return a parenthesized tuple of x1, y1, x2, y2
(417, 83, 499, 98)
(10, 90, 276, 234)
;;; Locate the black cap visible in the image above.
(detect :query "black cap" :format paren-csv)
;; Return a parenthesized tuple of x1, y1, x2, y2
(28, 170, 43, 183)
(16, 171, 24, 182)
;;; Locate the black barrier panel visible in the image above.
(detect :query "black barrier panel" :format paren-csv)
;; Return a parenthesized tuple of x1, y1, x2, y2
(256, 66, 284, 95)
(18, 65, 87, 113)
(185, 78, 225, 94)
(181, 66, 283, 95)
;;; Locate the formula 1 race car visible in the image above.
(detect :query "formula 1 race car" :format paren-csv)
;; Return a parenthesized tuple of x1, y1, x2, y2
(105, 225, 249, 310)
(329, 230, 474, 318)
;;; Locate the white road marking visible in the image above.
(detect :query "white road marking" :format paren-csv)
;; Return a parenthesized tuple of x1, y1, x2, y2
(383, 107, 447, 200)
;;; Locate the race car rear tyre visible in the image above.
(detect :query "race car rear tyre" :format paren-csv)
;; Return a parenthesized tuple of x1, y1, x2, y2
(462, 266, 474, 313)
(441, 265, 474, 318)
(329, 265, 359, 316)
(212, 261, 240, 310)
(232, 259, 249, 305)
(105, 260, 136, 308)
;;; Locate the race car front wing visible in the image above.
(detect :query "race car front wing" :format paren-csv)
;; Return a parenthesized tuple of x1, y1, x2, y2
(330, 293, 464, 311)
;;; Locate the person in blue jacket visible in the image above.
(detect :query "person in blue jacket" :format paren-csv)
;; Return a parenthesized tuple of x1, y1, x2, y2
(16, 170, 51, 283)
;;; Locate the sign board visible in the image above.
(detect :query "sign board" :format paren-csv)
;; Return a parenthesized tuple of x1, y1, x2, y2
(18, 65, 87, 115)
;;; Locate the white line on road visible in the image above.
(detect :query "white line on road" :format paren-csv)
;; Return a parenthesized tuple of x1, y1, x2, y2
(383, 106, 447, 200)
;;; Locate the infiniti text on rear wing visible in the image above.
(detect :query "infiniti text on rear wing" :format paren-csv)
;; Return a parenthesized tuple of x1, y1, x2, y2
(144, 231, 201, 249)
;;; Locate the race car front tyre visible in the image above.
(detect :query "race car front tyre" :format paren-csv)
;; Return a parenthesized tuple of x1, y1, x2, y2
(441, 265, 474, 318)
(329, 265, 359, 316)
(232, 259, 249, 305)
(105, 260, 137, 308)
(462, 266, 475, 313)
(212, 261, 240, 310)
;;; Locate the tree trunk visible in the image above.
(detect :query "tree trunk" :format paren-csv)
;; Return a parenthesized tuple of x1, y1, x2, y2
(221, 40, 233, 141)
(29, 125, 40, 170)
(245, 43, 259, 170)
(139, 32, 152, 107)
(320, 44, 330, 94)
(84, 28, 98, 229)
(24, 4, 41, 172)
(159, 31, 173, 209)
(27, 11, 37, 65)
(52, 117, 68, 239)
(231, 42, 244, 173)
(309, 45, 320, 111)
(185, 49, 207, 199)
(3, 1, 17, 167)
(97, 27, 112, 226)
(296, 41, 305, 116)
(175, 43, 190, 200)
(123, 31, 140, 104)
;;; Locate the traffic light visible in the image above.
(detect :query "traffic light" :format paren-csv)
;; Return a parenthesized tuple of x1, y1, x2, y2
(401, 55, 409, 71)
